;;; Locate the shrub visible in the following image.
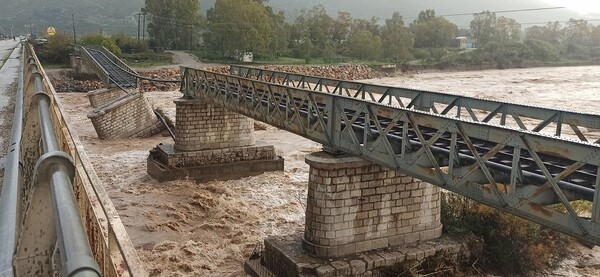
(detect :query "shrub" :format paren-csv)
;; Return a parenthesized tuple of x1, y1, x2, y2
(37, 33, 72, 64)
(112, 33, 148, 54)
(441, 192, 572, 275)
(80, 33, 122, 56)
(525, 39, 559, 61)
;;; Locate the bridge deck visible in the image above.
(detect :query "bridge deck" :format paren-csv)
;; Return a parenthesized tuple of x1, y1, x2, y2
(82, 46, 137, 88)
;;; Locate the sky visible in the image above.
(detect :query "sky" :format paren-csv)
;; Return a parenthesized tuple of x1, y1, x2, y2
(540, 0, 600, 15)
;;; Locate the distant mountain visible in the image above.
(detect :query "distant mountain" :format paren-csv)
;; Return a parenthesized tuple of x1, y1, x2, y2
(0, 0, 583, 38)
(0, 0, 143, 37)
(202, 0, 582, 27)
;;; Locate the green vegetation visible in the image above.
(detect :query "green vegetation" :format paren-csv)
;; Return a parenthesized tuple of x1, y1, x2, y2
(121, 51, 173, 67)
(441, 192, 573, 276)
(35, 33, 73, 65)
(145, 0, 203, 50)
(80, 33, 122, 56)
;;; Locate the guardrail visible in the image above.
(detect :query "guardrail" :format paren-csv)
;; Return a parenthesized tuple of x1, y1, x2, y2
(0, 43, 146, 276)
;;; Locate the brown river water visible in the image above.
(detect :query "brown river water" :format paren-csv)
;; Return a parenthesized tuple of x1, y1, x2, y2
(56, 65, 600, 276)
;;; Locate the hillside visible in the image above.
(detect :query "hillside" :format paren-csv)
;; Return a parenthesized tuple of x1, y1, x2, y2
(0, 0, 583, 37)
(203, 0, 582, 26)
(0, 0, 143, 37)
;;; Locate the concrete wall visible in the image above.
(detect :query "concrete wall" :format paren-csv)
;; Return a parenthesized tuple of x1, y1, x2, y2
(174, 98, 255, 151)
(155, 142, 277, 168)
(303, 152, 442, 258)
(87, 88, 128, 108)
(87, 93, 164, 140)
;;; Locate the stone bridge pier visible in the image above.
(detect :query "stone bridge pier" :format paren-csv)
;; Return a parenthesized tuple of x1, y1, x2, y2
(147, 98, 284, 182)
(249, 152, 469, 277)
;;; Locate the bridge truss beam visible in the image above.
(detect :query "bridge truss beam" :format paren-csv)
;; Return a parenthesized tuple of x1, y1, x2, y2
(230, 65, 600, 145)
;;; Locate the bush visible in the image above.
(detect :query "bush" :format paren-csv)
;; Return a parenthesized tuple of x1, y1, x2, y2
(411, 48, 431, 61)
(80, 33, 122, 56)
(112, 33, 148, 54)
(525, 39, 559, 61)
(441, 192, 572, 275)
(37, 33, 72, 64)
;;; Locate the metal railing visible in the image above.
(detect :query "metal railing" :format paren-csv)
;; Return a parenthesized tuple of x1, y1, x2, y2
(77, 45, 111, 87)
(0, 43, 146, 276)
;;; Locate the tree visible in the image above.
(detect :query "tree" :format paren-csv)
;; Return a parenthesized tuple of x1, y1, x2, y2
(381, 12, 414, 62)
(564, 18, 591, 47)
(38, 33, 72, 64)
(205, 0, 274, 57)
(410, 10, 458, 48)
(525, 21, 563, 46)
(348, 30, 382, 60)
(267, 8, 290, 56)
(291, 5, 333, 58)
(145, 0, 203, 50)
(470, 11, 497, 47)
(496, 16, 521, 42)
(331, 11, 353, 46)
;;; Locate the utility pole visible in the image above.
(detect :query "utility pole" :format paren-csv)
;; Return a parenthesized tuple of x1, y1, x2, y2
(28, 16, 32, 38)
(10, 24, 13, 39)
(142, 9, 146, 42)
(137, 12, 141, 43)
(72, 13, 77, 44)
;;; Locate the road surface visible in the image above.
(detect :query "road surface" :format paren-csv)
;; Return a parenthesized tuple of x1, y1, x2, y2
(0, 40, 21, 182)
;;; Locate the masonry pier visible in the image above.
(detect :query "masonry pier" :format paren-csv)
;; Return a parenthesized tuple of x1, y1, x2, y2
(147, 98, 284, 182)
(247, 152, 470, 277)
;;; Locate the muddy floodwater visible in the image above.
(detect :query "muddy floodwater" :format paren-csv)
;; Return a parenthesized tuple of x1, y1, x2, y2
(57, 65, 600, 276)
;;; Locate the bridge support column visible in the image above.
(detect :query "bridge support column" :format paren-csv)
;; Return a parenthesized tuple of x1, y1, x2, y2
(147, 98, 283, 182)
(302, 152, 443, 258)
(245, 152, 470, 277)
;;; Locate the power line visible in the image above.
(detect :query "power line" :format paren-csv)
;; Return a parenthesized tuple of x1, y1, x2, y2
(456, 19, 600, 28)
(439, 7, 566, 18)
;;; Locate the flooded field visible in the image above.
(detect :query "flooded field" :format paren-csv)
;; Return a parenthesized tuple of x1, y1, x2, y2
(57, 65, 600, 276)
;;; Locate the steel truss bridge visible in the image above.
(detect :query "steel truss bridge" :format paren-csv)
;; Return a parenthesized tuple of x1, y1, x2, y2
(179, 65, 600, 246)
(73, 48, 600, 245)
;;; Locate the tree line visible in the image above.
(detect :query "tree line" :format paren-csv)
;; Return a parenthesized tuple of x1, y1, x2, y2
(142, 0, 600, 64)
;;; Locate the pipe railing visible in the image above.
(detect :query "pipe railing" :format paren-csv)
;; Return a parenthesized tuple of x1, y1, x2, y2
(1, 43, 147, 276)
(22, 52, 101, 276)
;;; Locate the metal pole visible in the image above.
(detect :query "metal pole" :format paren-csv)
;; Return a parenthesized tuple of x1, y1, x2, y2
(142, 11, 146, 41)
(72, 13, 77, 44)
(137, 12, 141, 43)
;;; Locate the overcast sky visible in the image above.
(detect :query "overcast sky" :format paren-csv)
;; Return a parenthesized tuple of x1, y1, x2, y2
(540, 0, 600, 14)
